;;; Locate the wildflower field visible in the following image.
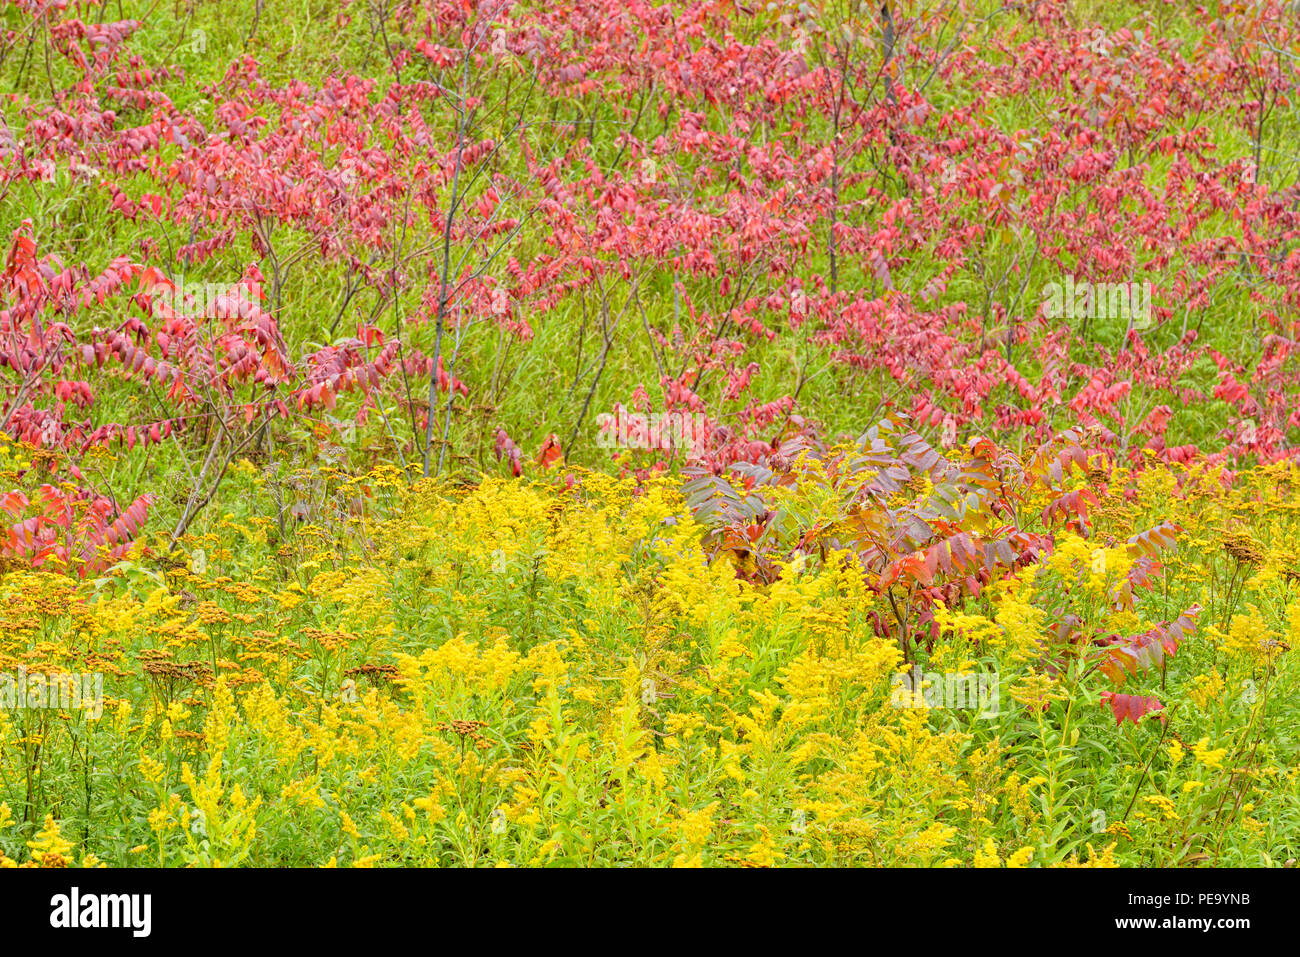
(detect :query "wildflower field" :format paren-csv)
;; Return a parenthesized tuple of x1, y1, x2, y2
(1, 0, 1300, 872)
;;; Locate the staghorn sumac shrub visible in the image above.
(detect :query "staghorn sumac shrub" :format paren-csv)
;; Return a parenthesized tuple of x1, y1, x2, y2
(0, 482, 153, 578)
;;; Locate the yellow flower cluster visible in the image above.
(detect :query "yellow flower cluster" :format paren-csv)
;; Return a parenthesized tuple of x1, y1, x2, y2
(0, 456, 1296, 868)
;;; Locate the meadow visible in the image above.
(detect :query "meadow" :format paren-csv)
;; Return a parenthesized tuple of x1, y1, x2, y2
(0, 0, 1298, 868)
